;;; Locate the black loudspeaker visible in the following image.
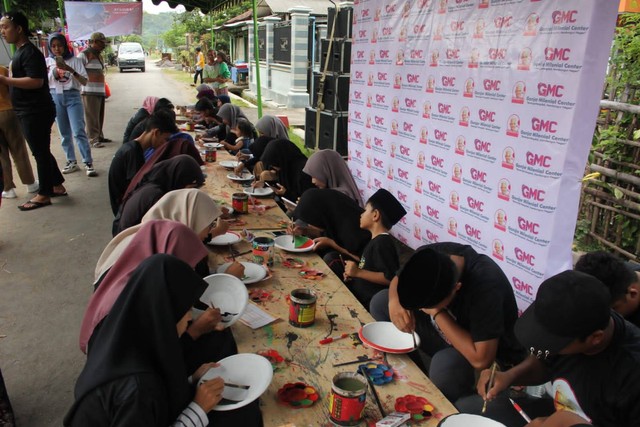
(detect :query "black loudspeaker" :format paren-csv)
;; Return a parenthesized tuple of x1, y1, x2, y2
(327, 6, 353, 39)
(321, 38, 351, 74)
(305, 107, 348, 156)
(311, 72, 350, 111)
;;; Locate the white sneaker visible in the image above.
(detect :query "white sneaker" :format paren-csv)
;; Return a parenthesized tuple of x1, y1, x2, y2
(2, 188, 17, 199)
(63, 160, 79, 174)
(84, 162, 98, 177)
(26, 180, 39, 193)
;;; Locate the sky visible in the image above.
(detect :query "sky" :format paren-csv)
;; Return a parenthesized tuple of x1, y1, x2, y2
(142, 0, 185, 14)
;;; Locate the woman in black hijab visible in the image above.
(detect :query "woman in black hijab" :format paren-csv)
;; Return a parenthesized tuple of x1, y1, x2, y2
(65, 254, 220, 425)
(258, 139, 313, 206)
(293, 188, 371, 260)
(113, 155, 205, 235)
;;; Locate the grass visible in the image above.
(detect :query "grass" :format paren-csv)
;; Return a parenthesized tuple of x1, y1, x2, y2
(288, 129, 313, 157)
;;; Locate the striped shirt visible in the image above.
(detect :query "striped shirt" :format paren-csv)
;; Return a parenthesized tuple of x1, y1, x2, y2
(171, 401, 209, 427)
(78, 49, 105, 96)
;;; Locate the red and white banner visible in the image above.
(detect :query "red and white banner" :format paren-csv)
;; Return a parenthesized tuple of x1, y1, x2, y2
(348, 0, 618, 311)
(65, 2, 143, 41)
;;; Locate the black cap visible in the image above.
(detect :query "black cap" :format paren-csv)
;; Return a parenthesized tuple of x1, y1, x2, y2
(397, 247, 458, 309)
(515, 270, 611, 358)
(367, 188, 407, 227)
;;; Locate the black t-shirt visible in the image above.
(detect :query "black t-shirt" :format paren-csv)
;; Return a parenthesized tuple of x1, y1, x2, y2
(348, 234, 399, 308)
(421, 242, 524, 366)
(10, 42, 54, 114)
(244, 135, 273, 170)
(545, 313, 640, 427)
(108, 141, 145, 215)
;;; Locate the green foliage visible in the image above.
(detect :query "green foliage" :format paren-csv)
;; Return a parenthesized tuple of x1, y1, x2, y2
(593, 127, 632, 163)
(573, 219, 605, 252)
(609, 14, 640, 87)
(121, 34, 143, 44)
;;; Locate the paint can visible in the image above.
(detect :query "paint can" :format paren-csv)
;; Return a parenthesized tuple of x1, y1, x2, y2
(329, 372, 368, 426)
(252, 236, 275, 267)
(288, 288, 317, 327)
(204, 148, 216, 162)
(232, 193, 248, 214)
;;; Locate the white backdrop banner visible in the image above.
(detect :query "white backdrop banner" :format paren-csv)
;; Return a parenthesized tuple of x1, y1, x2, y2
(347, 0, 619, 311)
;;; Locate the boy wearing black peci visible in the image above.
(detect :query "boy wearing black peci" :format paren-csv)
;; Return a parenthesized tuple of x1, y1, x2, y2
(342, 188, 407, 308)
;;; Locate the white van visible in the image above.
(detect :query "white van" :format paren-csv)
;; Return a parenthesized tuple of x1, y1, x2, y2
(117, 42, 145, 72)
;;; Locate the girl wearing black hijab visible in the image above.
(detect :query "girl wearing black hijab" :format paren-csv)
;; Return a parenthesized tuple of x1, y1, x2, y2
(257, 139, 313, 207)
(113, 155, 205, 235)
(65, 254, 222, 426)
(292, 188, 371, 260)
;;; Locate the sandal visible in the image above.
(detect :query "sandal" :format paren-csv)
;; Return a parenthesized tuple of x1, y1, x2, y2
(52, 191, 68, 197)
(18, 199, 52, 211)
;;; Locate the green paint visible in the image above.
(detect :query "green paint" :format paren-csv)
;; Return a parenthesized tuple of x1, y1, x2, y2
(264, 324, 274, 346)
(334, 378, 365, 392)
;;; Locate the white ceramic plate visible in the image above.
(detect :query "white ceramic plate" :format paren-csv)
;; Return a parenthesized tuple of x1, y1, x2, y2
(208, 231, 242, 246)
(220, 160, 242, 169)
(359, 321, 421, 354)
(196, 273, 248, 328)
(217, 262, 268, 284)
(227, 172, 254, 182)
(199, 353, 273, 411)
(203, 142, 223, 149)
(438, 414, 507, 427)
(243, 187, 274, 197)
(274, 235, 315, 253)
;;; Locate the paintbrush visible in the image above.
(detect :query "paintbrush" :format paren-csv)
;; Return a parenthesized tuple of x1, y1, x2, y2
(332, 356, 380, 367)
(360, 366, 385, 417)
(228, 244, 235, 261)
(482, 361, 498, 414)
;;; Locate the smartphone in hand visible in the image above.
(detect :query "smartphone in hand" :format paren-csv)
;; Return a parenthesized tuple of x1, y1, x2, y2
(55, 56, 65, 68)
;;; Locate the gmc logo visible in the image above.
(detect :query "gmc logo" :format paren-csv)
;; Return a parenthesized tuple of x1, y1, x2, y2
(385, 4, 397, 13)
(377, 72, 388, 81)
(374, 137, 384, 147)
(426, 206, 440, 219)
(399, 145, 411, 156)
(355, 150, 361, 158)
(474, 139, 491, 152)
(361, 8, 370, 17)
(356, 51, 364, 59)
(407, 74, 420, 83)
(494, 15, 512, 28)
(513, 277, 534, 296)
(381, 27, 393, 35)
(450, 20, 464, 31)
(522, 185, 546, 201)
(483, 79, 501, 91)
(442, 76, 456, 87)
(355, 71, 363, 79)
(373, 158, 383, 168)
(403, 122, 413, 132)
(552, 10, 578, 24)
(470, 168, 487, 182)
(376, 94, 386, 103)
(354, 111, 362, 119)
(405, 98, 417, 108)
(431, 156, 444, 167)
(446, 49, 460, 59)
(359, 30, 367, 38)
(438, 103, 451, 114)
(374, 178, 382, 188)
(356, 170, 362, 178)
(434, 130, 447, 141)
(375, 116, 385, 125)
(544, 48, 571, 61)
(531, 118, 557, 133)
(515, 247, 536, 266)
(488, 48, 506, 60)
(518, 216, 540, 235)
(354, 130, 362, 139)
(537, 83, 564, 98)
(478, 109, 496, 122)
(410, 49, 424, 59)
(465, 225, 482, 240)
(414, 24, 426, 34)
(428, 181, 441, 193)
(467, 197, 484, 212)
(398, 168, 409, 179)
(354, 91, 362, 100)
(397, 191, 407, 202)
(526, 152, 552, 168)
(379, 50, 390, 58)
(426, 230, 440, 242)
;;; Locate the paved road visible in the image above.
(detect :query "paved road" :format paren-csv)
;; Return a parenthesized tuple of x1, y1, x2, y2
(0, 60, 222, 426)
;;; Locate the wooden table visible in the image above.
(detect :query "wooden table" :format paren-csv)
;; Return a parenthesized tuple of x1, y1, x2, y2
(200, 148, 457, 426)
